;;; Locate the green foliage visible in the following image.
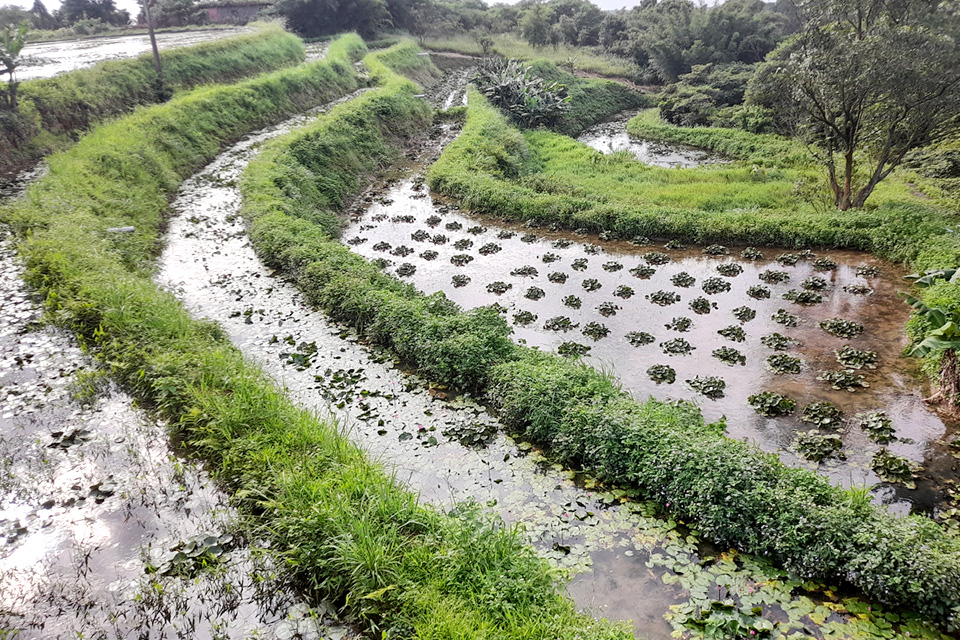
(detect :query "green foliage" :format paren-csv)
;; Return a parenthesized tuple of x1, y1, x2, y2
(472, 57, 571, 129)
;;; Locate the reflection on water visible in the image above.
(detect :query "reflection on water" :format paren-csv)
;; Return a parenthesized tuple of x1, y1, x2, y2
(577, 111, 726, 168)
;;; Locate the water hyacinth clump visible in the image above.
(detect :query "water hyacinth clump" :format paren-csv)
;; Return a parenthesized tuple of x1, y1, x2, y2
(582, 278, 602, 292)
(703, 244, 728, 255)
(716, 263, 743, 277)
(871, 449, 917, 488)
(664, 240, 686, 249)
(783, 289, 823, 305)
(396, 263, 416, 277)
(718, 325, 747, 342)
(712, 346, 746, 366)
(613, 285, 635, 299)
(627, 331, 655, 347)
(817, 369, 869, 392)
(761, 333, 797, 351)
(486, 281, 512, 295)
(740, 247, 764, 260)
(665, 316, 693, 332)
(548, 272, 569, 284)
(643, 251, 670, 265)
(747, 285, 771, 300)
(748, 391, 797, 417)
(498, 230, 516, 240)
(563, 295, 582, 309)
(582, 322, 610, 341)
(558, 341, 591, 357)
(391, 245, 414, 257)
(767, 353, 802, 374)
(687, 376, 726, 399)
(602, 261, 623, 272)
(647, 290, 681, 306)
(772, 309, 800, 327)
(512, 310, 537, 326)
(425, 215, 442, 227)
(552, 238, 571, 248)
(420, 250, 438, 261)
(347, 236, 367, 245)
(689, 297, 716, 315)
(701, 277, 732, 295)
(596, 302, 620, 317)
(795, 431, 845, 463)
(451, 254, 474, 266)
(820, 318, 865, 338)
(431, 234, 449, 245)
(844, 284, 873, 295)
(836, 345, 878, 369)
(571, 258, 589, 271)
(647, 364, 677, 384)
(732, 306, 756, 323)
(511, 265, 538, 277)
(452, 274, 470, 287)
(467, 225, 487, 235)
(630, 265, 656, 279)
(544, 316, 578, 332)
(520, 233, 538, 243)
(800, 401, 844, 429)
(525, 286, 546, 301)
(671, 272, 696, 288)
(541, 252, 561, 263)
(478, 243, 502, 255)
(583, 243, 601, 254)
(801, 276, 828, 291)
(391, 214, 415, 223)
(776, 253, 799, 266)
(859, 411, 896, 444)
(411, 229, 431, 242)
(857, 265, 881, 277)
(661, 338, 695, 355)
(812, 257, 839, 271)
(445, 221, 463, 231)
(759, 270, 790, 284)
(373, 241, 392, 252)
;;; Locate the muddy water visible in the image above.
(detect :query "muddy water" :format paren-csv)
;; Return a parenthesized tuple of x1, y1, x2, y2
(156, 106, 951, 639)
(18, 28, 250, 81)
(577, 110, 727, 167)
(343, 172, 949, 511)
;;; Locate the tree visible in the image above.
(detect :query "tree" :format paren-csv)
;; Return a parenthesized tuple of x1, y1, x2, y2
(750, 0, 960, 210)
(29, 0, 59, 29)
(139, 0, 205, 27)
(274, 0, 390, 37)
(0, 20, 27, 111)
(521, 2, 551, 47)
(59, 0, 130, 24)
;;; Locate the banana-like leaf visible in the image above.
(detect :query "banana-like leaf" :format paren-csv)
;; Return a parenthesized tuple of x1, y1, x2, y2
(907, 337, 960, 358)
(904, 268, 960, 287)
(900, 293, 949, 327)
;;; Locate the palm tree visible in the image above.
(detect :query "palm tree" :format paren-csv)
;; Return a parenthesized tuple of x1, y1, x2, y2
(0, 21, 29, 111)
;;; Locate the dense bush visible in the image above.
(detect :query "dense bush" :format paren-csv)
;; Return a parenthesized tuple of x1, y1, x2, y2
(472, 57, 571, 129)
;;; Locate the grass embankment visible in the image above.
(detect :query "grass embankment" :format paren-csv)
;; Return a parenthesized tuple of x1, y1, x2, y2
(241, 72, 960, 626)
(1, 37, 628, 640)
(424, 33, 639, 79)
(1, 23, 305, 175)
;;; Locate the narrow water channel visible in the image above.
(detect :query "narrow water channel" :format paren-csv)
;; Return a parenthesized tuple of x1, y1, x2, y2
(155, 85, 953, 638)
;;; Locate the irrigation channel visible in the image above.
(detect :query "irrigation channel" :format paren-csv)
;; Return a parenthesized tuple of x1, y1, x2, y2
(156, 64, 954, 638)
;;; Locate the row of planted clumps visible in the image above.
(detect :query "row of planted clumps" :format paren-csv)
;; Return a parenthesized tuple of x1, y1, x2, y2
(1, 23, 306, 175)
(240, 46, 960, 629)
(1, 35, 630, 640)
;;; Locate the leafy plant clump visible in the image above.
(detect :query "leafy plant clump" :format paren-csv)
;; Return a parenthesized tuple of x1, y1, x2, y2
(800, 276, 828, 291)
(687, 376, 726, 398)
(643, 251, 671, 265)
(486, 281, 512, 295)
(718, 325, 746, 342)
(425, 215, 442, 227)
(511, 265, 539, 277)
(701, 277, 731, 295)
(661, 338, 695, 355)
(703, 244, 729, 255)
(819, 318, 864, 338)
(716, 263, 743, 277)
(630, 265, 656, 279)
(812, 257, 839, 271)
(664, 240, 686, 249)
(548, 272, 568, 284)
(783, 289, 823, 305)
(552, 238, 571, 248)
(582, 278, 602, 292)
(776, 253, 799, 266)
(571, 258, 589, 271)
(498, 230, 516, 239)
(544, 316, 578, 332)
(767, 354, 802, 374)
(557, 341, 591, 358)
(431, 234, 448, 245)
(801, 401, 844, 429)
(451, 274, 471, 287)
(446, 221, 463, 231)
(411, 229, 431, 242)
(761, 333, 796, 351)
(712, 347, 746, 366)
(665, 316, 693, 332)
(835, 346, 878, 369)
(732, 306, 756, 322)
(647, 364, 677, 384)
(540, 252, 560, 263)
(392, 245, 415, 257)
(467, 225, 487, 235)
(582, 243, 601, 255)
(420, 250, 438, 261)
(747, 285, 771, 300)
(740, 247, 764, 260)
(613, 285, 635, 299)
(602, 261, 623, 272)
(843, 284, 873, 295)
(627, 331, 655, 347)
(671, 272, 696, 288)
(857, 265, 881, 278)
(748, 392, 796, 417)
(871, 449, 917, 488)
(473, 57, 570, 128)
(513, 310, 537, 326)
(647, 290, 681, 306)
(817, 369, 869, 392)
(373, 242, 392, 252)
(521, 233, 538, 243)
(451, 254, 474, 266)
(795, 431, 845, 462)
(596, 302, 620, 317)
(479, 243, 502, 255)
(689, 297, 716, 314)
(859, 412, 896, 444)
(759, 270, 790, 284)
(582, 322, 610, 341)
(772, 309, 799, 327)
(524, 286, 545, 301)
(563, 295, 582, 309)
(147, 533, 235, 577)
(396, 263, 416, 277)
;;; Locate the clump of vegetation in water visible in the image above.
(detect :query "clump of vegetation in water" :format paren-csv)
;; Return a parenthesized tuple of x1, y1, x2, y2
(602, 261, 623, 272)
(747, 285, 771, 299)
(391, 214, 414, 223)
(558, 341, 591, 357)
(147, 533, 235, 577)
(857, 265, 881, 277)
(511, 265, 539, 277)
(801, 401, 844, 429)
(467, 225, 487, 235)
(597, 302, 620, 317)
(661, 337, 695, 355)
(451, 274, 470, 287)
(479, 243, 502, 255)
(582, 278, 602, 292)
(749, 391, 796, 417)
(689, 297, 716, 314)
(835, 345, 878, 369)
(420, 250, 438, 261)
(671, 272, 696, 288)
(801, 276, 828, 291)
(797, 250, 816, 260)
(373, 241, 392, 252)
(783, 289, 823, 305)
(732, 306, 755, 322)
(548, 272, 568, 284)
(497, 230, 515, 239)
(425, 215, 442, 227)
(687, 376, 726, 398)
(541, 252, 560, 263)
(442, 421, 498, 448)
(446, 221, 462, 231)
(521, 233, 538, 243)
(813, 257, 839, 271)
(761, 271, 791, 285)
(571, 258, 589, 271)
(716, 263, 743, 277)
(552, 238, 571, 248)
(487, 281, 512, 295)
(451, 254, 474, 266)
(631, 264, 656, 279)
(392, 245, 415, 257)
(665, 316, 693, 332)
(563, 295, 581, 309)
(818, 369, 869, 392)
(411, 230, 431, 242)
(859, 411, 896, 444)
(396, 263, 416, 277)
(583, 243, 601, 254)
(643, 251, 670, 265)
(820, 318, 864, 338)
(776, 253, 799, 266)
(718, 325, 746, 342)
(614, 285, 635, 299)
(431, 234, 448, 245)
(544, 316, 578, 332)
(627, 331, 655, 347)
(582, 322, 610, 341)
(795, 431, 845, 462)
(772, 309, 799, 327)
(524, 286, 545, 300)
(713, 346, 745, 366)
(630, 236, 651, 246)
(647, 364, 676, 384)
(512, 310, 537, 326)
(702, 277, 731, 295)
(703, 244, 728, 255)
(373, 256, 391, 268)
(871, 449, 917, 488)
(741, 247, 764, 260)
(648, 290, 681, 305)
(664, 240, 686, 249)
(347, 236, 367, 245)
(761, 333, 797, 350)
(767, 353, 802, 374)
(843, 284, 873, 295)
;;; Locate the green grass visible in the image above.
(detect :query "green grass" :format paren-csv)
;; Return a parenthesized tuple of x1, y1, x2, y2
(424, 33, 640, 79)
(0, 36, 630, 640)
(240, 50, 960, 630)
(1, 23, 306, 175)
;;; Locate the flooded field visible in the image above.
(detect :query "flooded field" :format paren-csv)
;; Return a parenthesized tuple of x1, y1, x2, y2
(18, 28, 250, 80)
(577, 110, 727, 167)
(154, 95, 953, 637)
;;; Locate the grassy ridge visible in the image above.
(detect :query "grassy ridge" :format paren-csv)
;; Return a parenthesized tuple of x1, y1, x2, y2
(1, 23, 305, 175)
(1, 38, 629, 639)
(243, 72, 960, 627)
